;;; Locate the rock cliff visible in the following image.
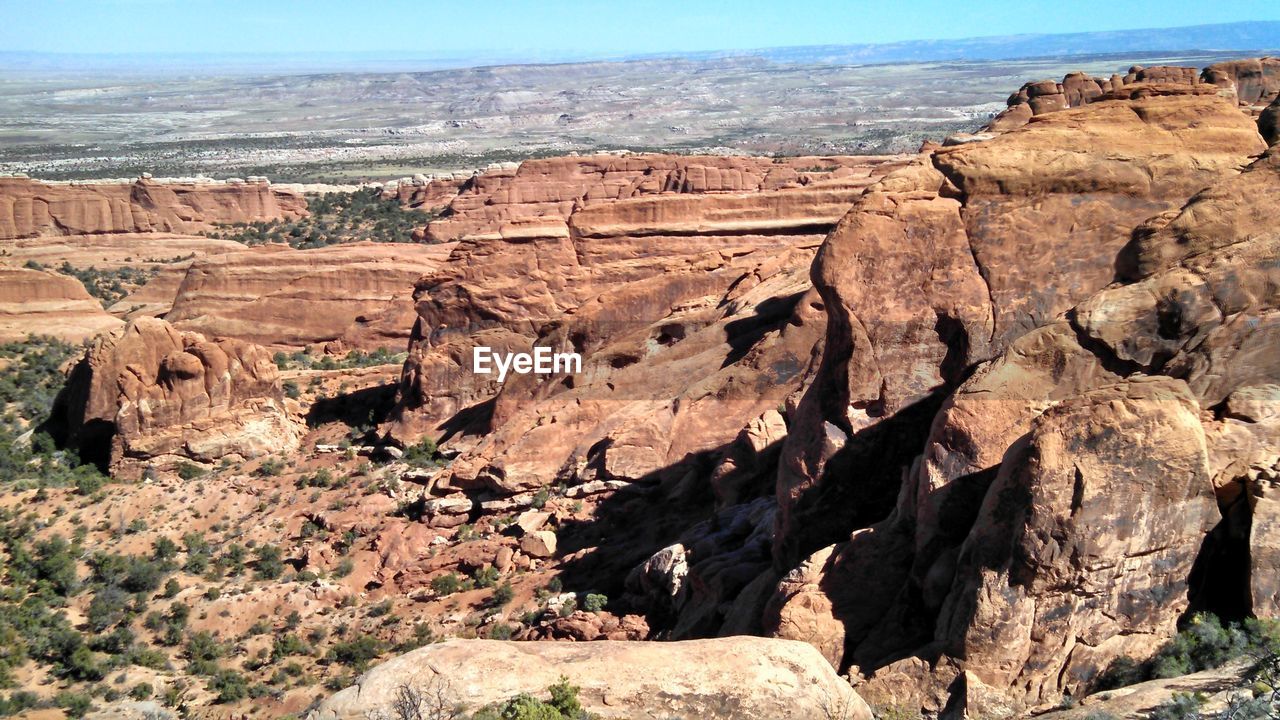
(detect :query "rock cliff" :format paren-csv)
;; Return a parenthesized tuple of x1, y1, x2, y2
(763, 99, 1277, 715)
(985, 56, 1280, 133)
(0, 176, 306, 240)
(161, 241, 456, 350)
(0, 267, 123, 342)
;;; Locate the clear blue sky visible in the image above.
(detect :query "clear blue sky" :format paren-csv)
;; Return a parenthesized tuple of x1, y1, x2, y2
(2, 0, 1279, 57)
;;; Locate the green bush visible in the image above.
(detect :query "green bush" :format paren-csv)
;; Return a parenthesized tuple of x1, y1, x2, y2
(272, 633, 310, 661)
(328, 635, 385, 672)
(492, 582, 515, 608)
(1151, 692, 1205, 720)
(431, 573, 462, 596)
(1098, 614, 1280, 691)
(86, 586, 129, 632)
(207, 190, 433, 249)
(129, 682, 153, 700)
(208, 668, 250, 703)
(474, 566, 501, 589)
(54, 690, 93, 718)
(402, 437, 439, 467)
(583, 594, 607, 613)
(176, 462, 204, 480)
(253, 544, 285, 581)
(472, 677, 585, 720)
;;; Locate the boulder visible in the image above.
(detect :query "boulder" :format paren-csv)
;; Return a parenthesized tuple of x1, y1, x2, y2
(519, 530, 558, 558)
(54, 316, 300, 474)
(308, 638, 871, 720)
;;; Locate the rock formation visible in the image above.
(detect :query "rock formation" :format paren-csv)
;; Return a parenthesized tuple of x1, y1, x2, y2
(309, 637, 870, 720)
(762, 102, 1277, 715)
(386, 153, 907, 442)
(0, 176, 306, 240)
(984, 57, 1280, 133)
(160, 241, 456, 350)
(53, 316, 301, 475)
(1262, 95, 1280, 145)
(0, 266, 123, 342)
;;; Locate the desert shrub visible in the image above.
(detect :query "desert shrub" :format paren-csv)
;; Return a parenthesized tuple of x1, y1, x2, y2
(403, 438, 439, 467)
(176, 462, 204, 480)
(152, 536, 179, 563)
(208, 668, 249, 703)
(272, 633, 310, 660)
(473, 566, 500, 589)
(557, 598, 577, 618)
(328, 635, 385, 672)
(471, 677, 584, 720)
(162, 578, 181, 598)
(30, 535, 80, 596)
(491, 582, 515, 608)
(253, 544, 285, 580)
(1097, 614, 1280, 691)
(255, 458, 285, 476)
(431, 573, 462, 596)
(531, 488, 550, 510)
(582, 594, 607, 613)
(1151, 692, 1205, 720)
(217, 544, 247, 576)
(129, 682, 153, 700)
(54, 690, 93, 717)
(209, 190, 432, 249)
(185, 631, 223, 664)
(55, 263, 156, 307)
(0, 691, 39, 715)
(86, 586, 129, 632)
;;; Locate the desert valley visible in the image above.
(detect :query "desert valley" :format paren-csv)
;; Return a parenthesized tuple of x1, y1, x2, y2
(1, 13, 1280, 720)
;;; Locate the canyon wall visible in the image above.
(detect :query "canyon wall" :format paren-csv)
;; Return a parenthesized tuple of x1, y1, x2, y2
(0, 176, 306, 240)
(0, 267, 124, 342)
(162, 241, 456, 350)
(762, 89, 1277, 716)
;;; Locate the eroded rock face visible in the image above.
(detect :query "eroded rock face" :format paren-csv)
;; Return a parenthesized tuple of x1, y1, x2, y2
(308, 637, 871, 720)
(162, 241, 456, 350)
(775, 91, 1264, 569)
(929, 377, 1217, 705)
(1261, 95, 1280, 145)
(764, 94, 1276, 716)
(378, 153, 910, 639)
(386, 153, 907, 449)
(0, 176, 306, 240)
(984, 57, 1280, 132)
(0, 266, 123, 342)
(55, 317, 300, 474)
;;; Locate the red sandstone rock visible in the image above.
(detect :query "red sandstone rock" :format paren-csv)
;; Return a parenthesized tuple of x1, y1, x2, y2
(0, 266, 123, 342)
(55, 317, 300, 475)
(163, 241, 455, 350)
(0, 177, 305, 240)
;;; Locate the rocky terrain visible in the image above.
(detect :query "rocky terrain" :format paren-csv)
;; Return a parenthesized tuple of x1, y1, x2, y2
(0, 52, 1279, 720)
(3, 52, 1272, 183)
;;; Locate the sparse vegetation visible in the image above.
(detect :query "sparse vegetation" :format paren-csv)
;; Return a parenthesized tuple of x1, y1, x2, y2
(49, 261, 157, 307)
(207, 190, 434, 248)
(1098, 614, 1280, 692)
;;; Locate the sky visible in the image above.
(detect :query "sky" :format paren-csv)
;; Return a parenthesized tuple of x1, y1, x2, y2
(2, 0, 1280, 58)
